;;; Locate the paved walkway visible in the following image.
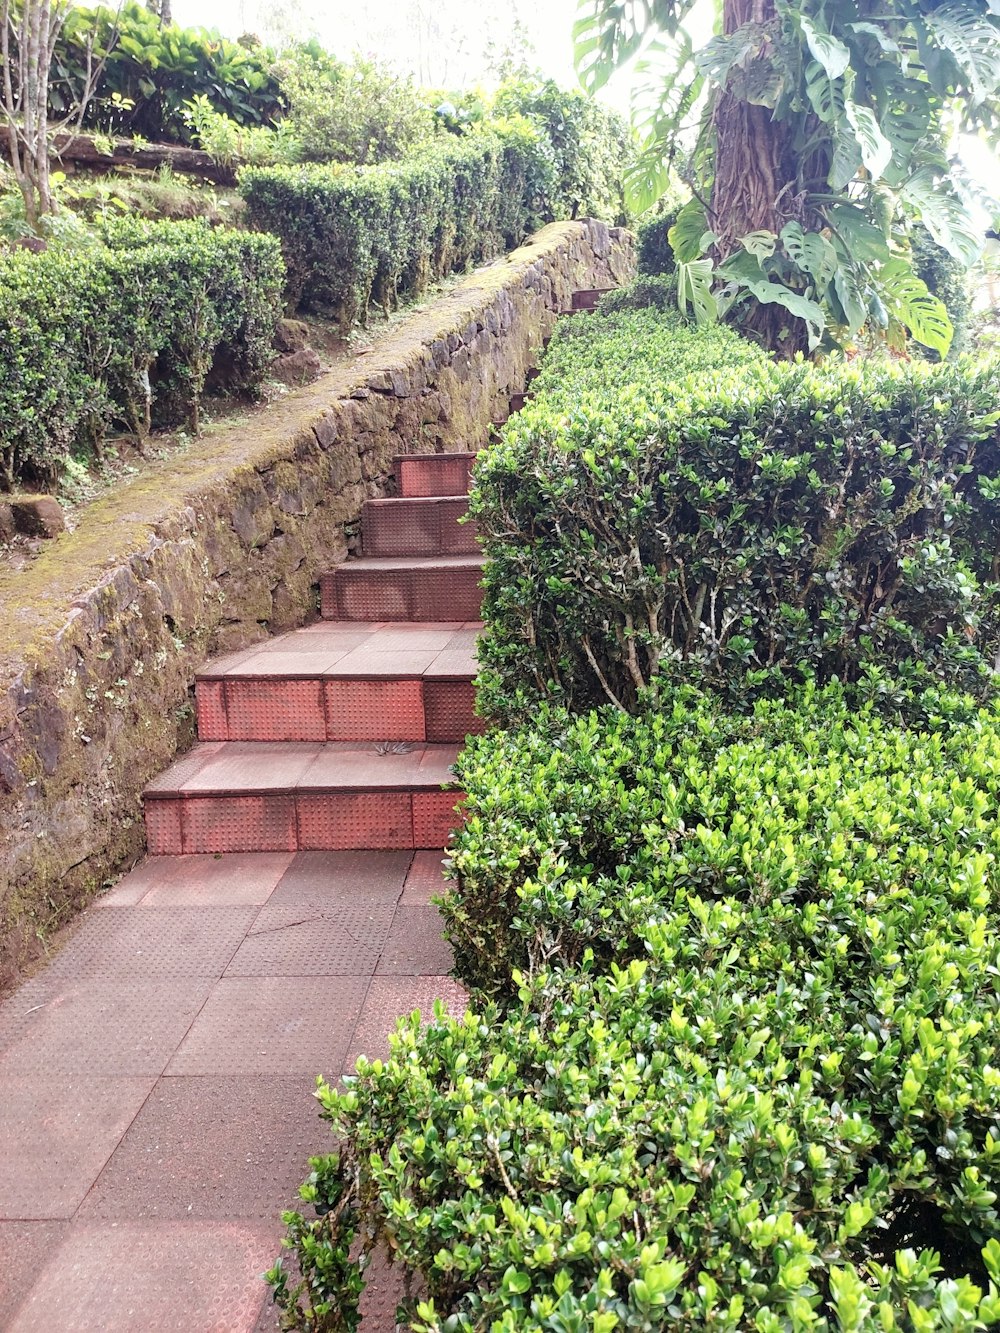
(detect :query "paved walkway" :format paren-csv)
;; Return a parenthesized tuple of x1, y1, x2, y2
(0, 848, 466, 1330)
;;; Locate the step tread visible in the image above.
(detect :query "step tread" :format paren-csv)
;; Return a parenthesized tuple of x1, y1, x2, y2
(330, 554, 484, 573)
(198, 623, 480, 681)
(145, 741, 461, 799)
(366, 495, 472, 507)
(393, 452, 477, 465)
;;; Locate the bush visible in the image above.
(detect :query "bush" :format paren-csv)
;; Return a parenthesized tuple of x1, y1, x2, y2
(470, 307, 1000, 722)
(597, 272, 678, 314)
(493, 78, 631, 224)
(240, 124, 544, 322)
(269, 688, 1000, 1330)
(51, 2, 282, 144)
(635, 205, 682, 275)
(275, 50, 436, 166)
(0, 218, 283, 487)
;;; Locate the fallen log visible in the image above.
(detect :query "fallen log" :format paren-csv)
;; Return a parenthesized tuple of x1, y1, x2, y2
(42, 133, 236, 185)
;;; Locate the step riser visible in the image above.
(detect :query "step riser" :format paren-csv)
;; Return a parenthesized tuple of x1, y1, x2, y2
(196, 678, 481, 744)
(363, 499, 478, 558)
(321, 567, 483, 622)
(398, 455, 474, 498)
(145, 790, 465, 854)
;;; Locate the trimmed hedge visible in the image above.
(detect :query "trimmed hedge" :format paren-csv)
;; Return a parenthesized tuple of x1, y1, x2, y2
(0, 219, 283, 488)
(270, 689, 1000, 1330)
(240, 124, 552, 322)
(470, 307, 1000, 721)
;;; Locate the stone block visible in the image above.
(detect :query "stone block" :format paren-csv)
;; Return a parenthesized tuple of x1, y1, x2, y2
(10, 494, 65, 538)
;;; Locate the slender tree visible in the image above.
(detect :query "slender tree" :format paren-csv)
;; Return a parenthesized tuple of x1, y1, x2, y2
(575, 0, 1000, 355)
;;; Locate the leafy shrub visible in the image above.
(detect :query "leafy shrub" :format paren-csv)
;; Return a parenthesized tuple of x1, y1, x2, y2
(275, 50, 436, 166)
(635, 205, 682, 275)
(471, 307, 1000, 721)
(270, 688, 1000, 1330)
(0, 218, 283, 487)
(597, 272, 678, 314)
(493, 78, 631, 223)
(50, 2, 282, 144)
(240, 124, 543, 323)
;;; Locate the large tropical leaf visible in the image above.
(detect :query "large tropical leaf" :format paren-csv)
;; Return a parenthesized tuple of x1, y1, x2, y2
(925, 1, 1000, 104)
(880, 257, 954, 356)
(676, 258, 718, 324)
(574, 0, 697, 92)
(903, 167, 986, 267)
(780, 221, 838, 290)
(669, 197, 711, 263)
(845, 101, 893, 178)
(800, 14, 851, 80)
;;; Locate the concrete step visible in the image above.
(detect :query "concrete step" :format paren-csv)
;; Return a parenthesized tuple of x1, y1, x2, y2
(396, 453, 476, 498)
(320, 555, 484, 622)
(195, 623, 482, 744)
(362, 496, 479, 558)
(143, 742, 464, 854)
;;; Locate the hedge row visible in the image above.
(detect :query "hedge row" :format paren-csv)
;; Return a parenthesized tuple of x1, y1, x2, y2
(270, 687, 1000, 1329)
(0, 218, 284, 488)
(469, 306, 1000, 721)
(239, 124, 556, 324)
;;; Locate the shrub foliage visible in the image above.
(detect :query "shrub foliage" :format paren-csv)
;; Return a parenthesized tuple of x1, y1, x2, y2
(240, 125, 547, 322)
(471, 308, 1000, 721)
(0, 218, 283, 487)
(271, 689, 1000, 1330)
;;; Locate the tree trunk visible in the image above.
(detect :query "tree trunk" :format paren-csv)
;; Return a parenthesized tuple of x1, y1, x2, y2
(710, 0, 808, 353)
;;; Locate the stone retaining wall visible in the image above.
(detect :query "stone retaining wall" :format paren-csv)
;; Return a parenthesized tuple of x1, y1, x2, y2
(0, 219, 635, 987)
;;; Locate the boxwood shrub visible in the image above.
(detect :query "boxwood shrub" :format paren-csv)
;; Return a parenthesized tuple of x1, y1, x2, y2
(0, 218, 283, 488)
(239, 124, 549, 322)
(269, 688, 1000, 1330)
(471, 308, 1000, 722)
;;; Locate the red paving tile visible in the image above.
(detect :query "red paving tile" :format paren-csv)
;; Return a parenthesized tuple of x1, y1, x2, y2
(77, 1077, 329, 1220)
(324, 677, 426, 740)
(166, 977, 369, 1076)
(401, 851, 453, 905)
(97, 853, 293, 908)
(43, 908, 258, 980)
(180, 794, 299, 854)
(296, 791, 414, 850)
(225, 903, 397, 977)
(269, 849, 410, 904)
(0, 978, 212, 1076)
(7, 1220, 279, 1332)
(344, 976, 468, 1071)
(0, 1076, 156, 1219)
(376, 906, 455, 977)
(0, 1222, 68, 1328)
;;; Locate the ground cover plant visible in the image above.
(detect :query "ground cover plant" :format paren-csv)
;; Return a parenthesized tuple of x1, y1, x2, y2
(471, 306, 1000, 721)
(0, 216, 282, 487)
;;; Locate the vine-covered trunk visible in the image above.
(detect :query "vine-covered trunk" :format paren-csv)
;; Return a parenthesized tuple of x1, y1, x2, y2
(710, 0, 807, 353)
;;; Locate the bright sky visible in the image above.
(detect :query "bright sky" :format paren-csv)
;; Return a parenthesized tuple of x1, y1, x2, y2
(170, 0, 587, 95)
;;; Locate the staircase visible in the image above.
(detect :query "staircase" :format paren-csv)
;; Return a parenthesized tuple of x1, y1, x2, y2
(143, 452, 484, 857)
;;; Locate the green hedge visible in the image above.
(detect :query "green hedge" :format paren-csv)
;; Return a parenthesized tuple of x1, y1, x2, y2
(240, 124, 551, 322)
(270, 689, 1000, 1330)
(470, 307, 1000, 721)
(0, 219, 283, 488)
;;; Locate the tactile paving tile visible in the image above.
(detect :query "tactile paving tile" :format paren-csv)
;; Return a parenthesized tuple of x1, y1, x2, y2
(224, 902, 396, 976)
(439, 500, 480, 554)
(224, 679, 326, 743)
(270, 850, 410, 906)
(0, 1222, 68, 1330)
(76, 1076, 331, 1220)
(414, 565, 483, 621)
(344, 975, 468, 1070)
(195, 680, 228, 741)
(6, 1221, 278, 1332)
(423, 680, 482, 743)
(397, 453, 475, 498)
(401, 850, 454, 905)
(42, 907, 258, 980)
(412, 790, 465, 848)
(375, 906, 455, 976)
(363, 498, 441, 557)
(0, 978, 213, 1076)
(324, 678, 425, 741)
(166, 976, 369, 1075)
(335, 569, 413, 621)
(180, 794, 298, 854)
(296, 792, 414, 850)
(0, 1075, 156, 1220)
(143, 799, 184, 856)
(111, 852, 293, 908)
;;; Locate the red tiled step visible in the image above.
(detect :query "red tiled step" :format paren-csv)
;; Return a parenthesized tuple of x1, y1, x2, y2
(143, 742, 464, 854)
(195, 622, 482, 744)
(363, 495, 478, 558)
(320, 555, 483, 622)
(569, 287, 613, 312)
(396, 453, 475, 498)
